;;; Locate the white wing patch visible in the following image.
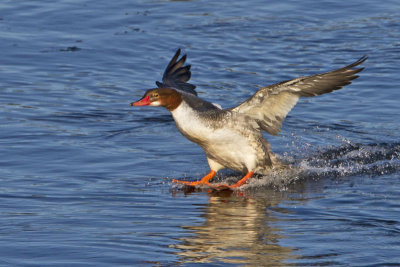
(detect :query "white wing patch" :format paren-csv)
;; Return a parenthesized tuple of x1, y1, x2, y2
(234, 91, 299, 135)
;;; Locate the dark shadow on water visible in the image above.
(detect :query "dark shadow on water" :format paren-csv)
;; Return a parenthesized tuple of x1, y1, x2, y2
(298, 142, 400, 178)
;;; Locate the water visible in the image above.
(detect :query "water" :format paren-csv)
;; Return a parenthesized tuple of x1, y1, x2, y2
(1, 0, 400, 265)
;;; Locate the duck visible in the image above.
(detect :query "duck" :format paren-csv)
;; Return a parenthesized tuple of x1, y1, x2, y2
(131, 49, 367, 189)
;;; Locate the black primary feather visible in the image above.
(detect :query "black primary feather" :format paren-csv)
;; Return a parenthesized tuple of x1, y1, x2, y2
(156, 49, 197, 95)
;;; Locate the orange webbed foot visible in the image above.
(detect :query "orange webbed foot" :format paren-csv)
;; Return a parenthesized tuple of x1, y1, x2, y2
(173, 171, 254, 190)
(210, 171, 254, 190)
(172, 179, 211, 186)
(172, 170, 217, 187)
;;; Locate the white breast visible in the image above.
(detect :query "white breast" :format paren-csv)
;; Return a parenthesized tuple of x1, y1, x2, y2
(171, 101, 258, 172)
(171, 101, 213, 143)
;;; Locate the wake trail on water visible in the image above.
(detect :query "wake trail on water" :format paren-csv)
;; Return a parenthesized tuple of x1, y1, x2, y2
(240, 142, 400, 190)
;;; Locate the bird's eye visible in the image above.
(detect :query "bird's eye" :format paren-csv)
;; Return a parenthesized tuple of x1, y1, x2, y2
(153, 93, 159, 98)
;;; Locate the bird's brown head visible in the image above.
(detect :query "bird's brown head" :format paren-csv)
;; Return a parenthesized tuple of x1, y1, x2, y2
(130, 88, 183, 111)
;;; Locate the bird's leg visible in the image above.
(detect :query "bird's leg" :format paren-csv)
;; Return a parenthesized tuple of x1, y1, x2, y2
(213, 171, 254, 190)
(173, 170, 217, 186)
(230, 171, 254, 188)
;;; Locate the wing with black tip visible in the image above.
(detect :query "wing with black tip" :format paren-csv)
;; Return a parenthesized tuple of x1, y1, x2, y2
(232, 56, 367, 135)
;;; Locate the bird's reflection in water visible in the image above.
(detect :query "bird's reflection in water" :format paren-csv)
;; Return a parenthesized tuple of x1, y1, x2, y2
(171, 187, 305, 265)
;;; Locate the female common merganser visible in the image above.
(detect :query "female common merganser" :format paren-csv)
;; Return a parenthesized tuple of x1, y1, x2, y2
(131, 49, 366, 189)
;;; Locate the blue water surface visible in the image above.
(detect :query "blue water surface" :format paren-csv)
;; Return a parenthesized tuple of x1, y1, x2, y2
(1, 0, 400, 266)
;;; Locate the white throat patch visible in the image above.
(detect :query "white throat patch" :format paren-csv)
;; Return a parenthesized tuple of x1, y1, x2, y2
(150, 101, 161, 106)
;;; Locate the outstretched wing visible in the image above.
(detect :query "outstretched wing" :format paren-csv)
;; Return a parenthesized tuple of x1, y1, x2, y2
(232, 56, 367, 135)
(156, 49, 197, 95)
